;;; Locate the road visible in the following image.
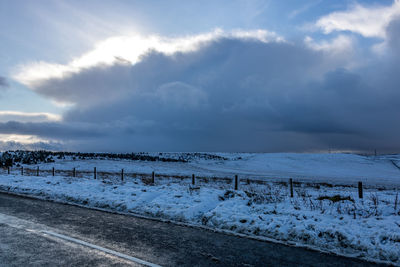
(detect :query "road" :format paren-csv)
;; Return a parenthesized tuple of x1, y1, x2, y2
(0, 192, 384, 266)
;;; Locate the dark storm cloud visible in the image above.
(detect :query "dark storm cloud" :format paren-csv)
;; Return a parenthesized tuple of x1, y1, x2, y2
(5, 30, 400, 152)
(32, 63, 133, 107)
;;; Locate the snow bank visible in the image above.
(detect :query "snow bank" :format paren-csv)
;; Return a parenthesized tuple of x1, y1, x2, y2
(1, 173, 399, 265)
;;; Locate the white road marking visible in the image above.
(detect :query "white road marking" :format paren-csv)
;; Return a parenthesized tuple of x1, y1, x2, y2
(0, 213, 43, 230)
(0, 212, 162, 267)
(41, 230, 162, 267)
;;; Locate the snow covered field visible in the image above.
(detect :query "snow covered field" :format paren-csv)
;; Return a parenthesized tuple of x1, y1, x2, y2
(1, 152, 400, 264)
(6, 152, 400, 187)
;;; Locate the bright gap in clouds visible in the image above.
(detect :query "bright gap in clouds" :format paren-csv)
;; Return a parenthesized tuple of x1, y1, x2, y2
(0, 111, 61, 122)
(0, 134, 49, 144)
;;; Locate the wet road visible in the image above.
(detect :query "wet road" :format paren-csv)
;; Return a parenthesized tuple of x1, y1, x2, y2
(0, 192, 383, 266)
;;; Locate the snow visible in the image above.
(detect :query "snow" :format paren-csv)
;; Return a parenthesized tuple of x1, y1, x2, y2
(1, 152, 400, 264)
(13, 152, 400, 187)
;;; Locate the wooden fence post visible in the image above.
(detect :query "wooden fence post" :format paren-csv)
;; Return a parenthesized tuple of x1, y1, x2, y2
(358, 181, 363, 199)
(234, 175, 238, 190)
(289, 178, 294, 198)
(94, 167, 96, 180)
(52, 167, 55, 176)
(73, 168, 76, 177)
(36, 166, 39, 176)
(151, 171, 155, 184)
(121, 169, 124, 181)
(192, 174, 195, 185)
(21, 167, 23, 175)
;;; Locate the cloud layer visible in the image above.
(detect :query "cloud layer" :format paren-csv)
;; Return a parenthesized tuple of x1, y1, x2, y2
(6, 13, 400, 153)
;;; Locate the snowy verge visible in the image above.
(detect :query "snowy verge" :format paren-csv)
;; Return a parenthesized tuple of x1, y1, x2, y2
(0, 174, 399, 265)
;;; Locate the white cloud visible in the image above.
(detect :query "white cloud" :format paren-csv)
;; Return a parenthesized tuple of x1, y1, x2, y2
(0, 111, 61, 122)
(315, 0, 400, 38)
(304, 35, 359, 70)
(13, 29, 282, 88)
(305, 35, 354, 54)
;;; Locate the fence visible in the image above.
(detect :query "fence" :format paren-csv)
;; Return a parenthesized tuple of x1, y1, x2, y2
(2, 166, 367, 199)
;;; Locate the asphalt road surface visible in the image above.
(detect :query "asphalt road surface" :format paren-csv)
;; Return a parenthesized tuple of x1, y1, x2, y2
(0, 192, 384, 266)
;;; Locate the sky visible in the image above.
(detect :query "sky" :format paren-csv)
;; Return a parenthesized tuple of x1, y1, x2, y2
(0, 0, 399, 153)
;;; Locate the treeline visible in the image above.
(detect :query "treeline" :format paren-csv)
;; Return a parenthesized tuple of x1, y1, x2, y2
(0, 151, 55, 167)
(0, 150, 186, 167)
(0, 150, 228, 167)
